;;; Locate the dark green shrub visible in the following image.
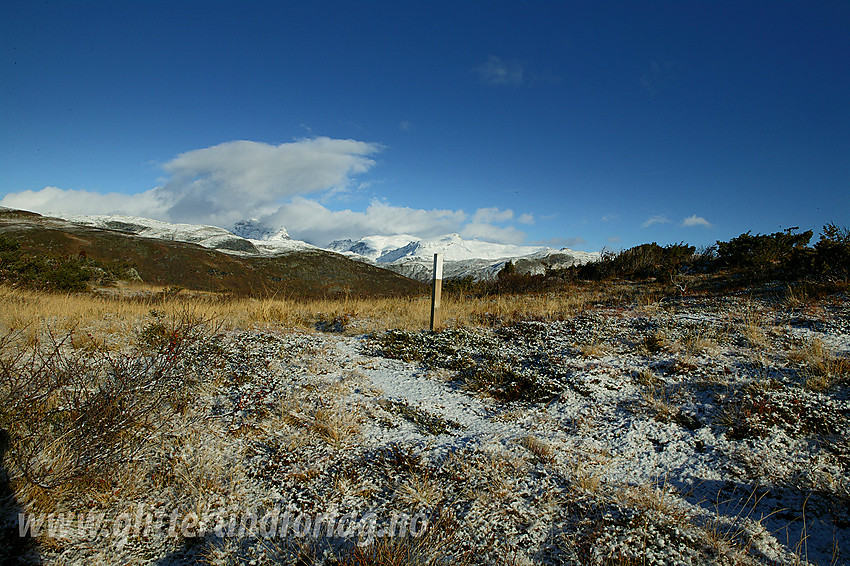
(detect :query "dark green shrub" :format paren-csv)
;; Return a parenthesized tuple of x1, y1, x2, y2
(0, 238, 140, 291)
(813, 223, 850, 281)
(568, 243, 695, 281)
(498, 260, 516, 278)
(442, 275, 479, 296)
(378, 399, 463, 435)
(42, 258, 91, 291)
(0, 235, 21, 254)
(715, 229, 812, 279)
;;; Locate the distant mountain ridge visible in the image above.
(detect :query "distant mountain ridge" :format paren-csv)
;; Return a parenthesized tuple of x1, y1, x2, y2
(55, 213, 599, 282)
(62, 214, 313, 255)
(329, 233, 600, 281)
(0, 208, 423, 298)
(231, 218, 290, 241)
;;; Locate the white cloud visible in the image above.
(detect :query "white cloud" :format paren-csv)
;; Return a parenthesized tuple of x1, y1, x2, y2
(601, 214, 618, 222)
(461, 222, 527, 244)
(158, 138, 381, 226)
(265, 197, 470, 247)
(682, 214, 713, 228)
(0, 186, 167, 218)
(262, 199, 533, 247)
(472, 207, 514, 224)
(1, 138, 535, 247)
(1, 138, 381, 226)
(475, 56, 525, 86)
(641, 214, 670, 228)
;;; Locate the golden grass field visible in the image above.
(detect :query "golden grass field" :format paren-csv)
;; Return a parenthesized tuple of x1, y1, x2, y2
(0, 281, 655, 337)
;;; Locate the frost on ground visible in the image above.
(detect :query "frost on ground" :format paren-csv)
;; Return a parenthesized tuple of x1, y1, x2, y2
(4, 293, 849, 565)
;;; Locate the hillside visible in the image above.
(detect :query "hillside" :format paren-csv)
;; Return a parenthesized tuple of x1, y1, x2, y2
(55, 213, 600, 282)
(0, 209, 424, 298)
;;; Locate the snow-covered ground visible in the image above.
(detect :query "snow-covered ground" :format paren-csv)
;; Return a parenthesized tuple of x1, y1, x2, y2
(16, 292, 849, 564)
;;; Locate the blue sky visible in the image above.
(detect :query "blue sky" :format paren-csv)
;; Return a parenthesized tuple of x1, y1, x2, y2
(2, 1, 848, 250)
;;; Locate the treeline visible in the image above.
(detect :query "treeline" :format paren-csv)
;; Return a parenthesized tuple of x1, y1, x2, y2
(446, 223, 850, 296)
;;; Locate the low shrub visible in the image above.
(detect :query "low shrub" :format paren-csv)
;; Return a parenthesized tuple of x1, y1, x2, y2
(564, 242, 696, 282)
(371, 327, 556, 402)
(0, 314, 209, 502)
(722, 382, 846, 440)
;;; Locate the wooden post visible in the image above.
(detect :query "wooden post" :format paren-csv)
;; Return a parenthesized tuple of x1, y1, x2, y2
(430, 253, 443, 331)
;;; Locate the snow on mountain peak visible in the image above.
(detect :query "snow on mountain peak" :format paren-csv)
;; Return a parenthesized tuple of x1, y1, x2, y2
(326, 232, 600, 281)
(330, 233, 550, 263)
(58, 213, 310, 255)
(231, 219, 290, 241)
(327, 234, 421, 262)
(53, 212, 598, 280)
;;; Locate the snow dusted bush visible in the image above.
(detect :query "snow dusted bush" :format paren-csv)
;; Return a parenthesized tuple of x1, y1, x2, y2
(0, 313, 210, 503)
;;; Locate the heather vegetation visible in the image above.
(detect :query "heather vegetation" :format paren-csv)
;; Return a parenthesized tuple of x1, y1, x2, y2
(0, 234, 134, 292)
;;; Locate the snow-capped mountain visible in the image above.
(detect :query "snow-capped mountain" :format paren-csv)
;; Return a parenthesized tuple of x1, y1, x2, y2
(328, 233, 599, 281)
(61, 214, 314, 254)
(231, 218, 290, 241)
(58, 213, 598, 281)
(326, 234, 422, 262)
(329, 233, 547, 263)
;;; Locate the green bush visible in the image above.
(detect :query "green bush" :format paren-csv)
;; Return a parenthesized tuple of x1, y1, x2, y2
(813, 223, 850, 281)
(715, 229, 813, 279)
(567, 243, 696, 281)
(42, 258, 92, 291)
(0, 234, 21, 254)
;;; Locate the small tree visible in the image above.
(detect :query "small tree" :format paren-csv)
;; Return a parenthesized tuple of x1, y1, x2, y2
(813, 223, 850, 281)
(715, 229, 813, 279)
(498, 260, 516, 279)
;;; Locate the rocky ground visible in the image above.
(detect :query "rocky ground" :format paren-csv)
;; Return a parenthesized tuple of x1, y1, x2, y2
(6, 291, 849, 565)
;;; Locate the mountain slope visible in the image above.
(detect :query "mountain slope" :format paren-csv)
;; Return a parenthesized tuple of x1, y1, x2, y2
(0, 209, 424, 298)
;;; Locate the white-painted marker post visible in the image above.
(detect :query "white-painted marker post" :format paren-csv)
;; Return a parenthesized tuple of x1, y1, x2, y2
(430, 253, 443, 332)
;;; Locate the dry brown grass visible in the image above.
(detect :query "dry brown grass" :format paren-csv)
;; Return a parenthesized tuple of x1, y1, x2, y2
(0, 311, 209, 509)
(739, 303, 770, 351)
(395, 472, 444, 509)
(519, 435, 553, 462)
(0, 280, 629, 338)
(787, 337, 850, 391)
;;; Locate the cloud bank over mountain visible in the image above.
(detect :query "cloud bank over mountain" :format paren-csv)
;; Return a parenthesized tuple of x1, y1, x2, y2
(0, 138, 536, 247)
